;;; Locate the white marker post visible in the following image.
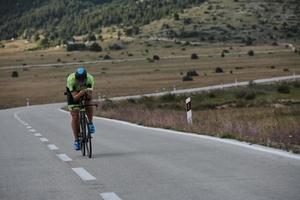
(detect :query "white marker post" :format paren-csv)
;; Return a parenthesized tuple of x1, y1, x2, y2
(26, 98, 30, 106)
(186, 97, 192, 125)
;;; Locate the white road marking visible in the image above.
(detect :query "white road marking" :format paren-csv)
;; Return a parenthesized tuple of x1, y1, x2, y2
(100, 193, 122, 200)
(56, 154, 72, 162)
(34, 133, 42, 137)
(29, 129, 36, 132)
(47, 144, 59, 150)
(40, 138, 49, 142)
(23, 123, 28, 126)
(71, 168, 96, 181)
(26, 126, 32, 129)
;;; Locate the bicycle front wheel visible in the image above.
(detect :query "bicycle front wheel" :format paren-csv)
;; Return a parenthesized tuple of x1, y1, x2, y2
(80, 115, 86, 156)
(86, 124, 92, 158)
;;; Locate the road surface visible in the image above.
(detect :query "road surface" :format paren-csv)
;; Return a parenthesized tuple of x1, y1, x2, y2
(0, 103, 299, 200)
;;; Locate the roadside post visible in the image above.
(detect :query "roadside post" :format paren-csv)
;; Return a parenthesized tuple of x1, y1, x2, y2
(26, 98, 30, 106)
(186, 97, 193, 124)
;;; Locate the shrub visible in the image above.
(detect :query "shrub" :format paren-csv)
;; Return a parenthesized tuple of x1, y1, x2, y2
(191, 53, 198, 59)
(215, 67, 224, 73)
(248, 50, 254, 56)
(207, 92, 216, 98)
(292, 81, 300, 88)
(153, 55, 160, 60)
(235, 90, 247, 98)
(109, 43, 123, 50)
(277, 84, 290, 93)
(174, 13, 180, 20)
(283, 68, 289, 72)
(186, 70, 199, 76)
(182, 75, 193, 81)
(88, 42, 102, 52)
(66, 43, 86, 51)
(103, 55, 112, 60)
(245, 91, 256, 100)
(11, 71, 19, 78)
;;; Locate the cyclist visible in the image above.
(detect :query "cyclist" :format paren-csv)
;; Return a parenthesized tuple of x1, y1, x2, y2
(66, 67, 95, 150)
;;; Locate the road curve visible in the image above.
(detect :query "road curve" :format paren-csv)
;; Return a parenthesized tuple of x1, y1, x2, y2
(1, 103, 300, 200)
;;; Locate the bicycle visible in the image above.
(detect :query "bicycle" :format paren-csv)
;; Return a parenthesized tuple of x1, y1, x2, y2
(65, 88, 98, 158)
(75, 96, 98, 158)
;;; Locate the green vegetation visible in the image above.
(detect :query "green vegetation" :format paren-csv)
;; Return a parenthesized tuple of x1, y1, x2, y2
(1, 0, 299, 44)
(0, 0, 206, 40)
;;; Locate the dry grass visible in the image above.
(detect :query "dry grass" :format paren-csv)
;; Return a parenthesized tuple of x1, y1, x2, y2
(97, 105, 300, 153)
(0, 39, 300, 108)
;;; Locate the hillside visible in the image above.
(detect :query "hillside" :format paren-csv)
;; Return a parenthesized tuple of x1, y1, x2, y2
(0, 0, 206, 40)
(143, 0, 300, 44)
(0, 0, 299, 44)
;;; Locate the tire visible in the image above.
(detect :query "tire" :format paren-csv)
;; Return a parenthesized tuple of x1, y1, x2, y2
(80, 114, 86, 156)
(86, 127, 92, 158)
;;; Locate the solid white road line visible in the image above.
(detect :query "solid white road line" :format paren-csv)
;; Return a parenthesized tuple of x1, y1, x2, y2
(40, 138, 49, 142)
(34, 133, 42, 137)
(47, 144, 59, 150)
(100, 193, 122, 200)
(56, 154, 72, 162)
(71, 168, 96, 181)
(29, 129, 36, 132)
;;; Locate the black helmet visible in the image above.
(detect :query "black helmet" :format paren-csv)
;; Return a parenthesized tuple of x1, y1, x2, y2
(75, 67, 87, 80)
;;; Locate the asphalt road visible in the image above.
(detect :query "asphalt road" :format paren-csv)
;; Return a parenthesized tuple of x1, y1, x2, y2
(1, 103, 300, 200)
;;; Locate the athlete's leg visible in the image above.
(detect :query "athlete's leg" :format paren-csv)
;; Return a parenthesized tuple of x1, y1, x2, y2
(70, 110, 80, 140)
(86, 100, 93, 123)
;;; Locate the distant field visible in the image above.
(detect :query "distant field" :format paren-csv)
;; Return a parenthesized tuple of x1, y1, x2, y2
(0, 39, 300, 109)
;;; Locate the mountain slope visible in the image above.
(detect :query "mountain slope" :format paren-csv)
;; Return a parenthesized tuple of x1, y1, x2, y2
(0, 0, 206, 40)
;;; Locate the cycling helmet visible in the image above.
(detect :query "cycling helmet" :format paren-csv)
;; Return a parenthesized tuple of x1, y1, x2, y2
(75, 67, 87, 80)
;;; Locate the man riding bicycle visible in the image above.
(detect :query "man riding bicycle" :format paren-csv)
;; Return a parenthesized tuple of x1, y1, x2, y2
(66, 67, 95, 150)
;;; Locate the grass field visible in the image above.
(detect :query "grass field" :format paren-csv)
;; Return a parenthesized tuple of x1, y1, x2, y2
(97, 82, 300, 153)
(0, 38, 300, 109)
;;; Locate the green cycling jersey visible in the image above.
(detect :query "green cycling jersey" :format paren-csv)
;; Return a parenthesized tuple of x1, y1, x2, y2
(67, 73, 95, 92)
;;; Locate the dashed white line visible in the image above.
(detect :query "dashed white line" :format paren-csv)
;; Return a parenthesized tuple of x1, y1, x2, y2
(40, 138, 49, 142)
(26, 126, 32, 129)
(29, 129, 36, 132)
(56, 154, 72, 162)
(47, 144, 59, 150)
(100, 193, 122, 200)
(34, 133, 42, 137)
(72, 168, 96, 181)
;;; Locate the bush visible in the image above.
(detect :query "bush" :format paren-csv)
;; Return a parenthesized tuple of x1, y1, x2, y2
(182, 75, 193, 81)
(66, 43, 86, 51)
(191, 53, 198, 59)
(88, 42, 102, 52)
(186, 70, 199, 76)
(103, 55, 112, 60)
(153, 55, 160, 60)
(248, 50, 254, 56)
(11, 71, 19, 78)
(215, 67, 224, 73)
(245, 91, 256, 100)
(109, 43, 123, 50)
(292, 81, 300, 88)
(277, 84, 290, 93)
